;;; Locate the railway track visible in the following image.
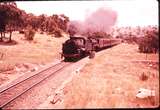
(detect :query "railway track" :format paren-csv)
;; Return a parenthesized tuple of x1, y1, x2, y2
(0, 61, 71, 108)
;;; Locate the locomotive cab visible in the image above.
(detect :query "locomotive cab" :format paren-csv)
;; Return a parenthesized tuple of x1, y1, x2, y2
(62, 35, 98, 61)
(62, 36, 87, 61)
(70, 36, 85, 48)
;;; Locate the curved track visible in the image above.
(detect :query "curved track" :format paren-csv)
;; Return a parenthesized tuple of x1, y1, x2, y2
(0, 61, 71, 108)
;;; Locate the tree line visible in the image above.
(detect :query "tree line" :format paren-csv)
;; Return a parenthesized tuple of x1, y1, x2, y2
(0, 2, 70, 42)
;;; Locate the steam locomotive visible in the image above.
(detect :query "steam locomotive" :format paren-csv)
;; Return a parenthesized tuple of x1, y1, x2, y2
(62, 35, 121, 61)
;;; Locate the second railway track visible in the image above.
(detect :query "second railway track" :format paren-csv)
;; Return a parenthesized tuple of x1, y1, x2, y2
(0, 61, 71, 108)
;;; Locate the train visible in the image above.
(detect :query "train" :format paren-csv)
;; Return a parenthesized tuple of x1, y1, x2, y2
(61, 35, 121, 61)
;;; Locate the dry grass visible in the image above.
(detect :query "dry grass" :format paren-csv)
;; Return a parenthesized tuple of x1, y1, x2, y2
(0, 31, 68, 66)
(0, 33, 159, 108)
(61, 43, 159, 108)
(0, 31, 68, 85)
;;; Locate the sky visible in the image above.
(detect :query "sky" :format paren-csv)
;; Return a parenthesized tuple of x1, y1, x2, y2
(16, 0, 158, 27)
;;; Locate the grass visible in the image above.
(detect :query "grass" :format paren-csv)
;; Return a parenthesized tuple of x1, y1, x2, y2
(0, 31, 68, 85)
(61, 43, 159, 108)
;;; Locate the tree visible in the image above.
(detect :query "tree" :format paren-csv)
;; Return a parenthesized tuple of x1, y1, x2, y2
(25, 13, 40, 31)
(0, 2, 23, 42)
(0, 3, 8, 41)
(58, 14, 69, 32)
(138, 30, 159, 53)
(38, 14, 47, 32)
(0, 2, 70, 41)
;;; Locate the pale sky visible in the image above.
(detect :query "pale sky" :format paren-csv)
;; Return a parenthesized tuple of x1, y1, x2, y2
(16, 0, 158, 27)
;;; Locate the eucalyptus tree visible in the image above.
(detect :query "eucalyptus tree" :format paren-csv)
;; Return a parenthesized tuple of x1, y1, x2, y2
(0, 2, 23, 42)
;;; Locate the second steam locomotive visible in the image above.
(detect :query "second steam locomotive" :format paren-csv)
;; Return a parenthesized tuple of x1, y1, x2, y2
(62, 35, 121, 61)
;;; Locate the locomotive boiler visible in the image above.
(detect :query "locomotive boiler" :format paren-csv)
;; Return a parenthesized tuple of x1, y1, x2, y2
(62, 35, 121, 61)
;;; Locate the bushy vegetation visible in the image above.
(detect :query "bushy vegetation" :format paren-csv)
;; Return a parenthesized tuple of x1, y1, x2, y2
(138, 31, 159, 53)
(19, 30, 25, 34)
(112, 26, 159, 54)
(139, 72, 148, 81)
(24, 27, 35, 41)
(121, 31, 159, 53)
(52, 29, 63, 37)
(0, 2, 22, 42)
(0, 2, 70, 43)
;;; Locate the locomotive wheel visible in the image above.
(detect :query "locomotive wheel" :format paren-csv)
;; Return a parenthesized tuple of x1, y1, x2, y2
(89, 51, 95, 59)
(65, 57, 73, 62)
(80, 51, 86, 58)
(64, 57, 78, 62)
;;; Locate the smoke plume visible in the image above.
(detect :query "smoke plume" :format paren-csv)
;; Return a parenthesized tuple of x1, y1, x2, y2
(68, 7, 117, 36)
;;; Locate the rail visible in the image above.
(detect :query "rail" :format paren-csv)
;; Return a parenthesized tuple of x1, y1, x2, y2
(0, 61, 71, 108)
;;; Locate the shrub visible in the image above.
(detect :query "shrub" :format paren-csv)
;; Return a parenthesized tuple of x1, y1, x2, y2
(24, 28, 36, 41)
(138, 31, 159, 53)
(19, 30, 25, 34)
(40, 31, 44, 34)
(139, 72, 148, 81)
(53, 29, 63, 37)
